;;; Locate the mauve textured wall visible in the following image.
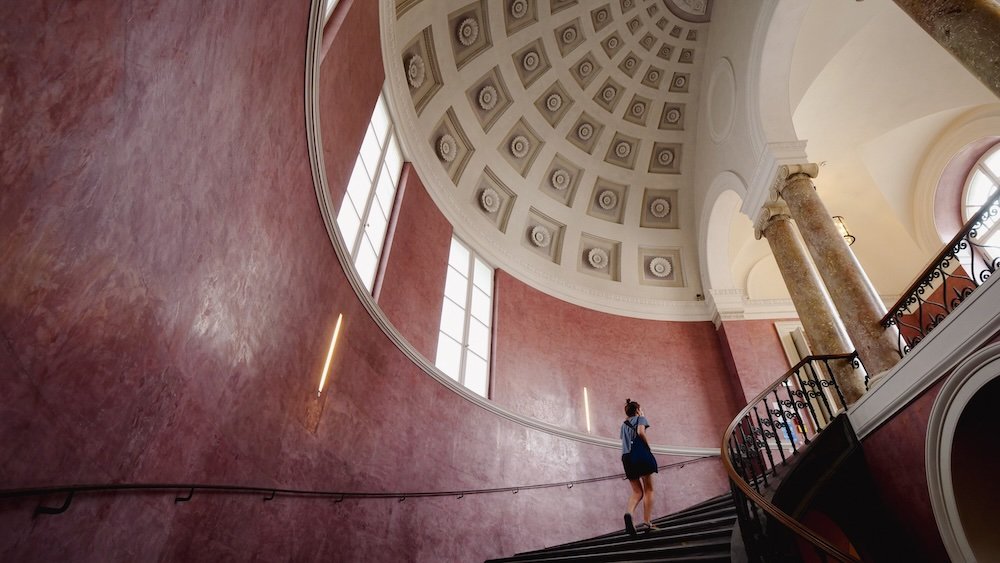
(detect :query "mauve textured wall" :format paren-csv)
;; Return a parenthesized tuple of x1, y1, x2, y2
(375, 164, 451, 362)
(717, 319, 792, 403)
(492, 271, 743, 450)
(0, 1, 710, 561)
(861, 381, 949, 562)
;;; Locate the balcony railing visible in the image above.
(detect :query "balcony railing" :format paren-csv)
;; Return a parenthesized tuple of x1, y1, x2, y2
(722, 352, 865, 563)
(882, 189, 1000, 356)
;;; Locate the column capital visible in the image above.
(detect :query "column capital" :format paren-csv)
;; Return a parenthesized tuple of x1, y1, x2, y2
(754, 203, 791, 240)
(770, 163, 821, 201)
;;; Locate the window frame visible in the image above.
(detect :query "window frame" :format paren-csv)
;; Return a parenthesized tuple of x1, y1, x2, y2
(960, 144, 1000, 250)
(435, 237, 494, 398)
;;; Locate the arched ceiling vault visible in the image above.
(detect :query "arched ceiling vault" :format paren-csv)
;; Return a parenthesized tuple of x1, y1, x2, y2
(382, 0, 716, 320)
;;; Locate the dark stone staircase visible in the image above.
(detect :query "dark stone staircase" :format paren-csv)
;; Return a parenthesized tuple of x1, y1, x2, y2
(486, 493, 737, 562)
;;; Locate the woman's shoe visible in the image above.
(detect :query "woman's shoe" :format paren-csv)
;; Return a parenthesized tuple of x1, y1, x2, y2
(624, 513, 636, 536)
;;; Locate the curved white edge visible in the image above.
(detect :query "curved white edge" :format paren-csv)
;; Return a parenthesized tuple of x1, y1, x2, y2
(925, 343, 1000, 563)
(304, 1, 721, 459)
(848, 271, 1000, 439)
(912, 105, 1000, 255)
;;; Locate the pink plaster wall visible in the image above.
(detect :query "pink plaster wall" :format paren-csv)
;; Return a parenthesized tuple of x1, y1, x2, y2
(861, 381, 949, 562)
(492, 271, 743, 453)
(0, 1, 705, 561)
(375, 163, 452, 361)
(717, 319, 793, 403)
(318, 0, 384, 210)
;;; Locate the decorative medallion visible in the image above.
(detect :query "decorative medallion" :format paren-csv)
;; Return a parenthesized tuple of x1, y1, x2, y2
(478, 85, 498, 110)
(577, 122, 594, 140)
(647, 69, 660, 82)
(595, 8, 608, 22)
(598, 189, 618, 210)
(665, 107, 682, 124)
(623, 56, 637, 70)
(657, 149, 675, 166)
(601, 86, 617, 102)
(579, 60, 594, 77)
(407, 55, 426, 88)
(438, 134, 458, 162)
(530, 225, 552, 247)
(551, 169, 571, 190)
(522, 51, 540, 71)
(630, 102, 646, 116)
(607, 36, 620, 49)
(588, 248, 609, 269)
(457, 17, 480, 46)
(672, 74, 688, 90)
(480, 187, 501, 212)
(649, 257, 672, 278)
(510, 135, 531, 158)
(649, 198, 671, 218)
(510, 0, 528, 18)
(614, 141, 632, 159)
(561, 27, 578, 44)
(545, 93, 563, 112)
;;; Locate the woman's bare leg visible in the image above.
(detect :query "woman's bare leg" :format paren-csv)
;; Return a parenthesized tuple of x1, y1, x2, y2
(627, 478, 644, 515)
(640, 474, 654, 523)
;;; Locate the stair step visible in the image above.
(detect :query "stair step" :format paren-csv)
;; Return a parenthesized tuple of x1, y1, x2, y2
(563, 512, 736, 547)
(496, 529, 733, 562)
(489, 537, 732, 563)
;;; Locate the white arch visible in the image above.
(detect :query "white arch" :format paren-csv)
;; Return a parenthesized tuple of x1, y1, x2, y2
(699, 171, 748, 293)
(926, 342, 1000, 563)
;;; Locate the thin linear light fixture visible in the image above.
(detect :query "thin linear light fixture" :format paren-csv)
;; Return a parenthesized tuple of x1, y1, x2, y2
(318, 314, 344, 396)
(583, 387, 592, 434)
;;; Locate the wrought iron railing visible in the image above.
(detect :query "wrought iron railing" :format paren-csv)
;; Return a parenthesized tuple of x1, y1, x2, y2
(722, 352, 865, 563)
(882, 189, 1000, 356)
(0, 457, 714, 517)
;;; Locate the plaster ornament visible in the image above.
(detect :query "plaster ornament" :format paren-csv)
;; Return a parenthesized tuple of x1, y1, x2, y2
(522, 51, 540, 71)
(649, 257, 672, 278)
(607, 37, 619, 49)
(649, 198, 671, 218)
(530, 225, 551, 247)
(665, 108, 682, 124)
(550, 169, 571, 190)
(510, 135, 530, 158)
(657, 148, 675, 166)
(578, 60, 594, 77)
(437, 134, 458, 163)
(406, 55, 426, 88)
(622, 0, 634, 8)
(595, 9, 608, 22)
(561, 27, 578, 44)
(677, 0, 707, 15)
(598, 189, 618, 210)
(601, 86, 617, 102)
(457, 18, 480, 46)
(545, 93, 563, 112)
(628, 19, 640, 32)
(576, 122, 594, 141)
(478, 85, 498, 110)
(480, 188, 501, 213)
(630, 102, 646, 116)
(510, 0, 528, 18)
(614, 141, 632, 159)
(647, 69, 660, 81)
(641, 35, 654, 47)
(587, 247, 609, 269)
(623, 57, 637, 69)
(673, 74, 687, 89)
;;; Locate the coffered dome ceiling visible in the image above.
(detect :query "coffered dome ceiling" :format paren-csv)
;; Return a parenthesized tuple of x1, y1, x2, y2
(382, 0, 714, 319)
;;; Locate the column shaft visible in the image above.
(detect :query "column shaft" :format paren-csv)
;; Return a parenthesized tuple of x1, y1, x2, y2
(892, 0, 1000, 98)
(760, 211, 866, 404)
(780, 173, 901, 376)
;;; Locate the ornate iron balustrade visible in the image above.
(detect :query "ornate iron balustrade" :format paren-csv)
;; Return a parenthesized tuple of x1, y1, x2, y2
(722, 352, 865, 563)
(882, 189, 1000, 356)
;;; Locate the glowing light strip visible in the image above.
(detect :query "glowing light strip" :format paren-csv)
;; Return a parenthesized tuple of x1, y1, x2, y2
(583, 387, 592, 434)
(318, 314, 343, 396)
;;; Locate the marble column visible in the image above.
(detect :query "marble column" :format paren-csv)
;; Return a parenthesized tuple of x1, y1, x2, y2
(774, 164, 901, 378)
(892, 0, 1000, 98)
(755, 205, 867, 404)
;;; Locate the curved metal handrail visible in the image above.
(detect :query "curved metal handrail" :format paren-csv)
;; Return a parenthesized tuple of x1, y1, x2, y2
(0, 456, 715, 516)
(722, 353, 862, 562)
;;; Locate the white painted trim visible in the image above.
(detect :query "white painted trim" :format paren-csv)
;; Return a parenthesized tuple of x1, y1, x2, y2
(925, 343, 1000, 563)
(305, 2, 719, 458)
(848, 271, 1000, 438)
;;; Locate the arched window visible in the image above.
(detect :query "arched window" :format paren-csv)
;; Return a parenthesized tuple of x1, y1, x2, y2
(962, 144, 1000, 255)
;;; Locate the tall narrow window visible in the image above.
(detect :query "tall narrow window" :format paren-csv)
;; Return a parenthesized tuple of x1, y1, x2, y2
(962, 144, 1000, 258)
(436, 238, 494, 398)
(336, 93, 403, 292)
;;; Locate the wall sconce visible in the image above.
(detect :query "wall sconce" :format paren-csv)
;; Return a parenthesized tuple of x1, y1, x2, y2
(832, 216, 856, 246)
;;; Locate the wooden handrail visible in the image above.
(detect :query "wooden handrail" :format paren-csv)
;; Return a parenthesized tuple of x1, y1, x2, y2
(721, 353, 862, 563)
